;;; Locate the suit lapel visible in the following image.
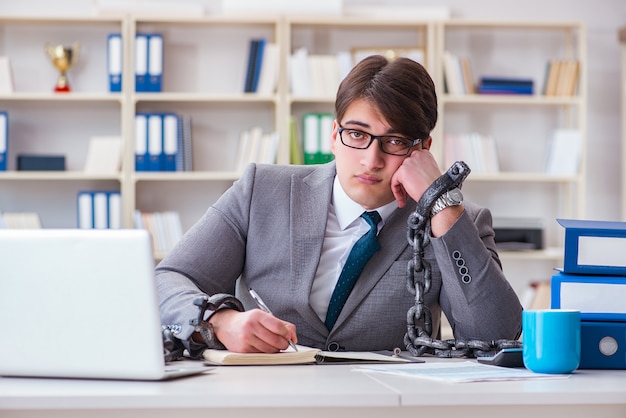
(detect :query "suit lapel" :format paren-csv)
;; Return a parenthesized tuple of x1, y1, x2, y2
(290, 163, 335, 334)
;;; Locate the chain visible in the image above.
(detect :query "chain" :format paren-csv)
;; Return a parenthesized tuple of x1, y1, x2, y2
(403, 161, 522, 358)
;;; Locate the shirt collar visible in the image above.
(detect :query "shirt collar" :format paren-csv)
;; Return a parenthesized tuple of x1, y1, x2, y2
(332, 176, 398, 231)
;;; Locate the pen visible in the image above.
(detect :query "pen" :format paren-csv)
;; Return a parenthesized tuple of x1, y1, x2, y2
(248, 288, 298, 352)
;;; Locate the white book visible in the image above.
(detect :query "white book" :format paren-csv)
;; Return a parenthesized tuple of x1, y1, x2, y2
(545, 129, 582, 175)
(1, 212, 42, 229)
(289, 48, 311, 96)
(84, 136, 122, 174)
(108, 192, 122, 229)
(93, 192, 109, 229)
(256, 42, 279, 95)
(77, 192, 93, 229)
(0, 57, 14, 94)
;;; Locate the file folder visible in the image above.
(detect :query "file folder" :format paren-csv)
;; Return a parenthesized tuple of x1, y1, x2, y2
(551, 272, 626, 322)
(579, 320, 626, 369)
(558, 218, 626, 276)
(77, 191, 94, 229)
(135, 34, 149, 92)
(147, 34, 163, 92)
(162, 113, 179, 171)
(107, 33, 122, 92)
(0, 111, 6, 171)
(134, 113, 149, 171)
(148, 113, 163, 171)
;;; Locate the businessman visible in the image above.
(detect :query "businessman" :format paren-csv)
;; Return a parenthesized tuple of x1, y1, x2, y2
(156, 55, 522, 356)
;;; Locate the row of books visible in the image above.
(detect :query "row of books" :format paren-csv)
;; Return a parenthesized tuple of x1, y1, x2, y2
(543, 59, 580, 97)
(77, 190, 121, 229)
(135, 112, 192, 172)
(443, 51, 579, 97)
(134, 210, 183, 256)
(107, 33, 163, 93)
(302, 113, 334, 165)
(234, 127, 279, 171)
(243, 38, 279, 95)
(0, 111, 6, 171)
(443, 133, 499, 174)
(289, 48, 352, 97)
(0, 211, 42, 228)
(550, 218, 626, 369)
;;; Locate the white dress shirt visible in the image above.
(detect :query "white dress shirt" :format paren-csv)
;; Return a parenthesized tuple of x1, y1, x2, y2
(309, 176, 397, 321)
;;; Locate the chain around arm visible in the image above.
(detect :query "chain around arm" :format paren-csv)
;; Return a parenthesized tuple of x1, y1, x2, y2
(403, 161, 521, 358)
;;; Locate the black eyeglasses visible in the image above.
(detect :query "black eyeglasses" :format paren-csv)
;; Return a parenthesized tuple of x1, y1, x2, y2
(338, 126, 423, 156)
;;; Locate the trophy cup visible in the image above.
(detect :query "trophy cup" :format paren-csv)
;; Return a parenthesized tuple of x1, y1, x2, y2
(45, 42, 79, 92)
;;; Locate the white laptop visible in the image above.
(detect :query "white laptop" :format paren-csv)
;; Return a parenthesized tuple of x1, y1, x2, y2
(0, 228, 212, 380)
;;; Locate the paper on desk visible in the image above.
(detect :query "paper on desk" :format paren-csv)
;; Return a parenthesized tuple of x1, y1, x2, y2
(355, 360, 571, 383)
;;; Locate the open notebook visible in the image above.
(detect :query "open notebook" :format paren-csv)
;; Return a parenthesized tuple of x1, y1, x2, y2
(0, 228, 212, 380)
(203, 345, 423, 365)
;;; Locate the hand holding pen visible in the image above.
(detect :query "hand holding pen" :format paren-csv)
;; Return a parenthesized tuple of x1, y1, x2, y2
(248, 288, 298, 352)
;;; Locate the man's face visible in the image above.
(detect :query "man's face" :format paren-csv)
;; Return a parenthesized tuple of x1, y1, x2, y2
(330, 98, 425, 210)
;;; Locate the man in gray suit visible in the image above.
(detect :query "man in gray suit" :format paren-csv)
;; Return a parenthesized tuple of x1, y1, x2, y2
(157, 55, 522, 355)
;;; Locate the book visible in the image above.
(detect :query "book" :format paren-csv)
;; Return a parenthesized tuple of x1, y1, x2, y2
(134, 113, 149, 172)
(135, 34, 149, 92)
(558, 218, 626, 276)
(202, 345, 422, 366)
(551, 272, 626, 321)
(545, 129, 581, 176)
(83, 136, 122, 174)
(0, 56, 14, 94)
(147, 34, 163, 92)
(1, 212, 42, 229)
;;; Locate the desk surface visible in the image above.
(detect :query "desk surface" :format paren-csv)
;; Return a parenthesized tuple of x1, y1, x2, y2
(2, 358, 625, 418)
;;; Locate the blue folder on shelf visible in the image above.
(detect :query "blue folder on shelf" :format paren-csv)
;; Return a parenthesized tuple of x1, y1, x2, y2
(107, 33, 122, 92)
(0, 111, 7, 171)
(558, 218, 626, 276)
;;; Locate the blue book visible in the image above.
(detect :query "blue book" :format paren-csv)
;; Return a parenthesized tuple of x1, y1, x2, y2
(134, 113, 150, 172)
(551, 271, 626, 322)
(107, 33, 123, 92)
(0, 111, 7, 171)
(244, 39, 260, 93)
(558, 218, 626, 276)
(135, 34, 149, 92)
(147, 34, 163, 92)
(479, 77, 533, 86)
(251, 38, 266, 93)
(580, 321, 626, 369)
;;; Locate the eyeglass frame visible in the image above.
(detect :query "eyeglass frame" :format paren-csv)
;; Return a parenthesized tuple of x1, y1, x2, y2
(337, 126, 423, 156)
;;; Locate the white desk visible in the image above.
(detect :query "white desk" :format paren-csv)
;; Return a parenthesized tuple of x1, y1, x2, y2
(1, 359, 625, 418)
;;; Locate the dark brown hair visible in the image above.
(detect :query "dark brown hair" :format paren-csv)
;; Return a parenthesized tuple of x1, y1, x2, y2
(335, 55, 437, 140)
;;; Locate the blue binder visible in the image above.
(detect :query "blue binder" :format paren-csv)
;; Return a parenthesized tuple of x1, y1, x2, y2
(147, 34, 163, 92)
(147, 113, 163, 171)
(580, 320, 626, 369)
(0, 111, 7, 171)
(551, 272, 626, 322)
(134, 113, 150, 172)
(162, 113, 179, 172)
(135, 34, 149, 92)
(107, 33, 123, 92)
(558, 218, 626, 276)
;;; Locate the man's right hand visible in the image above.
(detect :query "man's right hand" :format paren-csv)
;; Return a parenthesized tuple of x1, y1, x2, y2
(208, 308, 298, 353)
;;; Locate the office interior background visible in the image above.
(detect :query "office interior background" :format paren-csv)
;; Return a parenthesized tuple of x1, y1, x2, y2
(1, 0, 625, 297)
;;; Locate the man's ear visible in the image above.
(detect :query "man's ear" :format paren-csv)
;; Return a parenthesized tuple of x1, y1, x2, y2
(421, 136, 433, 150)
(330, 120, 340, 155)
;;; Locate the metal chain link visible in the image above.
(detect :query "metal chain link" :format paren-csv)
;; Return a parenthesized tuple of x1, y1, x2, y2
(403, 161, 522, 358)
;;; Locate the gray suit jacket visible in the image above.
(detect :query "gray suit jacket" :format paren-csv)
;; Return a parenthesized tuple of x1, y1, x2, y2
(156, 162, 522, 351)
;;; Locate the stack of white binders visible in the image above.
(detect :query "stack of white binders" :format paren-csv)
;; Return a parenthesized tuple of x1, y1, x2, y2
(551, 218, 626, 369)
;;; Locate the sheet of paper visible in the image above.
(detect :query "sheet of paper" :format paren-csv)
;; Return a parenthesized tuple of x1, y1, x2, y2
(355, 360, 571, 383)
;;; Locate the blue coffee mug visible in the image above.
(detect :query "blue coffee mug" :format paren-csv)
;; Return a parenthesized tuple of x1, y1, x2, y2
(522, 309, 581, 374)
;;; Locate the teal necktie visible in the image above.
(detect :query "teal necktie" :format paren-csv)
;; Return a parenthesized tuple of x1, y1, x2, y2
(325, 211, 382, 330)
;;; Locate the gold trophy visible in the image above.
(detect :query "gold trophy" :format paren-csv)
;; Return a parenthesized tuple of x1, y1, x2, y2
(45, 42, 79, 92)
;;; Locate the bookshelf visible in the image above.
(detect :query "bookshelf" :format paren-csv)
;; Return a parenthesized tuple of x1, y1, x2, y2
(0, 16, 587, 283)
